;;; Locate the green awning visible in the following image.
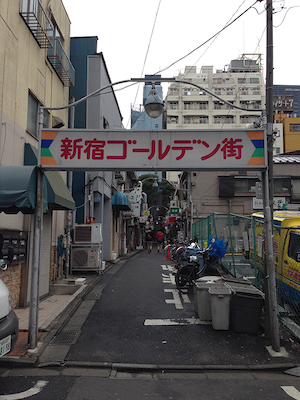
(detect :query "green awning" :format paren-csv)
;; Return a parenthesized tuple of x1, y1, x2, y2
(0, 166, 46, 214)
(0, 164, 75, 214)
(24, 143, 75, 211)
(45, 171, 75, 211)
(112, 191, 131, 211)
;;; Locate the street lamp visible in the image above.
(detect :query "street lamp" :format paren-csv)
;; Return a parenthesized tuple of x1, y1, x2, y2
(144, 83, 164, 118)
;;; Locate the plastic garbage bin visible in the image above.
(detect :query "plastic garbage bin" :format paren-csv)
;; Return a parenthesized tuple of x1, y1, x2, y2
(224, 282, 264, 334)
(194, 277, 221, 321)
(209, 283, 231, 330)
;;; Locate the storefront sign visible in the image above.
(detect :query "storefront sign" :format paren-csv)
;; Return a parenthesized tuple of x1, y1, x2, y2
(40, 129, 266, 171)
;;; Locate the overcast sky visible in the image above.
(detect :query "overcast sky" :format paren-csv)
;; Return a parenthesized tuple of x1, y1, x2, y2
(62, 0, 300, 128)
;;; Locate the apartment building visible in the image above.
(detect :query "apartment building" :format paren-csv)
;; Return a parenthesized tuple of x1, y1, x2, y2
(165, 55, 265, 130)
(0, 0, 75, 307)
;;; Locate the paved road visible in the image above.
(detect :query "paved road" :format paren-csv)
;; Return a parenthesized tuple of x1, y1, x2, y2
(1, 371, 300, 400)
(61, 250, 299, 366)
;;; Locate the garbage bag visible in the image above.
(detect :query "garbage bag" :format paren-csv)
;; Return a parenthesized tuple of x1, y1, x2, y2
(208, 235, 228, 258)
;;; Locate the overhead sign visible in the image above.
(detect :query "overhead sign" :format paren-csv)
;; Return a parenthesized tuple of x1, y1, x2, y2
(170, 207, 180, 214)
(39, 129, 266, 171)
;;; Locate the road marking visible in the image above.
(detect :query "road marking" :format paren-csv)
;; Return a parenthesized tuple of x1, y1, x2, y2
(0, 380, 48, 400)
(162, 273, 176, 285)
(164, 289, 183, 309)
(144, 318, 210, 326)
(281, 386, 300, 399)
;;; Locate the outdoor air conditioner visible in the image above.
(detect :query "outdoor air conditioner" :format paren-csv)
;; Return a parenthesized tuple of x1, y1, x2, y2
(71, 246, 100, 271)
(74, 223, 102, 244)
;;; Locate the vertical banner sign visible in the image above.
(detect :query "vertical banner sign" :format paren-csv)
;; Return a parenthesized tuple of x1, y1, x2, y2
(40, 129, 266, 170)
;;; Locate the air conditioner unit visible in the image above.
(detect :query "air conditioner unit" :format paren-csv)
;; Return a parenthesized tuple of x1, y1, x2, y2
(74, 224, 102, 244)
(71, 246, 101, 271)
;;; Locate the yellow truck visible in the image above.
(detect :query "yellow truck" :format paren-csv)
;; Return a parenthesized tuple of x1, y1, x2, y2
(249, 211, 300, 308)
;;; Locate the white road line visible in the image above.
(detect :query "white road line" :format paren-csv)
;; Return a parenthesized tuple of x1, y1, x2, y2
(281, 386, 300, 400)
(0, 380, 48, 400)
(182, 294, 191, 303)
(144, 318, 210, 326)
(162, 273, 176, 285)
(164, 289, 183, 309)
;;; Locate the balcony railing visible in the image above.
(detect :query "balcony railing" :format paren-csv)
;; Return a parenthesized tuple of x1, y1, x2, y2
(47, 38, 75, 87)
(20, 0, 54, 48)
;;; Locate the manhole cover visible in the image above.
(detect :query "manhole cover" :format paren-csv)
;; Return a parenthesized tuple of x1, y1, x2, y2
(50, 331, 78, 345)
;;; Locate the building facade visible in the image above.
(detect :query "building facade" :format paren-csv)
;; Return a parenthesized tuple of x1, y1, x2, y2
(0, 0, 75, 308)
(69, 37, 136, 261)
(165, 55, 265, 130)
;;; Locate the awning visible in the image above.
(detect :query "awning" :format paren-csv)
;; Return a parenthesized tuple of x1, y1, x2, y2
(112, 191, 132, 211)
(0, 166, 47, 214)
(0, 165, 75, 214)
(24, 143, 75, 211)
(45, 171, 75, 211)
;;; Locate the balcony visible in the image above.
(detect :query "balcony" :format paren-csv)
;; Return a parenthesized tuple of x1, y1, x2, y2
(47, 38, 75, 87)
(20, 0, 54, 48)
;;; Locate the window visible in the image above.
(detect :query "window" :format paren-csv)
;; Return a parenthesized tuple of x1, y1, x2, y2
(250, 78, 259, 84)
(169, 102, 178, 110)
(199, 102, 207, 110)
(240, 101, 249, 109)
(291, 124, 300, 132)
(183, 88, 191, 96)
(199, 116, 207, 124)
(288, 232, 300, 262)
(214, 102, 222, 110)
(274, 178, 290, 193)
(214, 88, 222, 95)
(169, 116, 178, 124)
(214, 117, 222, 124)
(184, 102, 191, 110)
(253, 87, 260, 95)
(226, 102, 234, 110)
(241, 116, 250, 123)
(241, 88, 248, 95)
(213, 78, 223, 84)
(253, 101, 261, 109)
(275, 147, 281, 154)
(27, 92, 49, 138)
(234, 178, 257, 193)
(184, 116, 191, 124)
(225, 116, 234, 124)
(226, 88, 233, 95)
(238, 78, 246, 84)
(169, 88, 178, 95)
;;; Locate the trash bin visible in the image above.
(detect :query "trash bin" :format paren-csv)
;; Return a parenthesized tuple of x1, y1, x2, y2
(209, 283, 231, 330)
(194, 277, 221, 321)
(225, 282, 264, 335)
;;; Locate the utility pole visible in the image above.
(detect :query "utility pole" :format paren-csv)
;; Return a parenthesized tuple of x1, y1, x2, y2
(65, 97, 75, 279)
(264, 0, 280, 352)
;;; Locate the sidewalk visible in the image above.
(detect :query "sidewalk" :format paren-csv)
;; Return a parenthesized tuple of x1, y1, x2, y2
(7, 281, 90, 357)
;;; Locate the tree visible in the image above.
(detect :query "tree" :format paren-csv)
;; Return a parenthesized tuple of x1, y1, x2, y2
(139, 174, 175, 216)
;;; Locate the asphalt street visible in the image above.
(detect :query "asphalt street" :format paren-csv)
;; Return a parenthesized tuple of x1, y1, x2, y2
(60, 249, 300, 367)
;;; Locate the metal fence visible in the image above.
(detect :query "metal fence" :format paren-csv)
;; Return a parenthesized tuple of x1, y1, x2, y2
(192, 212, 300, 341)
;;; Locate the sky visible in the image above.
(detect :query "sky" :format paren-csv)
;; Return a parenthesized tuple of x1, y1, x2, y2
(62, 0, 300, 128)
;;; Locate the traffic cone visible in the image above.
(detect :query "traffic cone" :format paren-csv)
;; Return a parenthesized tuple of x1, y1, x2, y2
(166, 247, 171, 261)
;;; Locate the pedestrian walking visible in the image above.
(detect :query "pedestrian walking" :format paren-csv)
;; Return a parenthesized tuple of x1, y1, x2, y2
(145, 229, 154, 252)
(156, 229, 165, 253)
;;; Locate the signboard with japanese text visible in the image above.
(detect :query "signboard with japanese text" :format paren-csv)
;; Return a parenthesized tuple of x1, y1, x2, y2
(39, 129, 266, 171)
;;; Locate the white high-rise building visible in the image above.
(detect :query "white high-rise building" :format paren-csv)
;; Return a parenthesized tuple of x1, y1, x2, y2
(165, 54, 265, 130)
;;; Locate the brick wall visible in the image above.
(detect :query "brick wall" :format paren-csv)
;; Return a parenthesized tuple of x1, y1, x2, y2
(0, 264, 22, 309)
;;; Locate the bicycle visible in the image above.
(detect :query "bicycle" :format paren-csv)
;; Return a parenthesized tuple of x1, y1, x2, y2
(175, 246, 223, 293)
